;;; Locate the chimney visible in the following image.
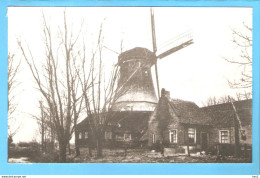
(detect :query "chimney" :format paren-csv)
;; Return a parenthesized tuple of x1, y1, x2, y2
(161, 88, 171, 100)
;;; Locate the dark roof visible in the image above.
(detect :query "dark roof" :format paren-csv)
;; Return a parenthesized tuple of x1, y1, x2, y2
(118, 47, 156, 65)
(169, 99, 213, 125)
(77, 111, 152, 132)
(140, 98, 212, 141)
(201, 99, 252, 127)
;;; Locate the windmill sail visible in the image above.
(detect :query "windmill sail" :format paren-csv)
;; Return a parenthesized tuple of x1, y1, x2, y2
(150, 8, 160, 98)
(151, 8, 157, 53)
(157, 30, 193, 59)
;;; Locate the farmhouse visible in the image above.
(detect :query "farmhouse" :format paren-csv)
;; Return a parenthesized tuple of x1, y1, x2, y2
(141, 89, 213, 154)
(76, 87, 252, 157)
(76, 111, 151, 148)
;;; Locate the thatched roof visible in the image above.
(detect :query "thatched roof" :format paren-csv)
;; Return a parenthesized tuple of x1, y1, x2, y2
(201, 99, 252, 127)
(169, 99, 212, 125)
(76, 111, 152, 133)
(140, 97, 213, 141)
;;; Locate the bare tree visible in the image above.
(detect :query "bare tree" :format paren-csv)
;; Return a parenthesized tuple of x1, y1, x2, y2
(204, 96, 219, 106)
(223, 22, 252, 98)
(32, 101, 56, 153)
(235, 92, 251, 101)
(17, 10, 84, 162)
(8, 53, 21, 143)
(76, 23, 127, 157)
(39, 101, 47, 152)
(218, 95, 231, 104)
(203, 95, 237, 106)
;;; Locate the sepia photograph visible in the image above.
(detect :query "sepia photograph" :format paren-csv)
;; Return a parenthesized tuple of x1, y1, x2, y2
(7, 7, 252, 163)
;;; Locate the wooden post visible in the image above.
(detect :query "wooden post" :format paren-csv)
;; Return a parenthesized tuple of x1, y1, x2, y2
(187, 144, 190, 157)
(124, 142, 127, 157)
(88, 147, 92, 157)
(234, 115, 240, 157)
(217, 144, 220, 156)
(186, 127, 190, 156)
(216, 144, 221, 161)
(228, 96, 241, 158)
(244, 143, 247, 158)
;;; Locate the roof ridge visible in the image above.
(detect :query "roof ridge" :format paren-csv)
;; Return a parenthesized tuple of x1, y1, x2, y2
(169, 98, 196, 104)
(200, 99, 252, 109)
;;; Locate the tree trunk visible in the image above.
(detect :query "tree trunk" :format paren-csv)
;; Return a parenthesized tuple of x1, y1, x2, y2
(96, 138, 103, 158)
(89, 147, 92, 157)
(75, 131, 80, 156)
(50, 131, 55, 151)
(50, 120, 55, 151)
(68, 143, 71, 155)
(41, 123, 45, 153)
(59, 140, 67, 162)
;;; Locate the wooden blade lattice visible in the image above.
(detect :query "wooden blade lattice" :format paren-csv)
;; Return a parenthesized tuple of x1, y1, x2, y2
(157, 30, 194, 59)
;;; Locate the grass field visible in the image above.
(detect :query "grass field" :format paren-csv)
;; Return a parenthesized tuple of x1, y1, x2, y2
(8, 143, 252, 163)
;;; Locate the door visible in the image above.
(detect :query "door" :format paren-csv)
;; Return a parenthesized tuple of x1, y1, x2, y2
(201, 132, 208, 150)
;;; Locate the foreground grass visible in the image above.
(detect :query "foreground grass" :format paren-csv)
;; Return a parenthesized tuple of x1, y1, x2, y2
(8, 146, 251, 163)
(8, 145, 60, 163)
(70, 147, 252, 163)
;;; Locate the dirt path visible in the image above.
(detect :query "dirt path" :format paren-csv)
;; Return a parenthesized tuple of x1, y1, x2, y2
(8, 157, 30, 163)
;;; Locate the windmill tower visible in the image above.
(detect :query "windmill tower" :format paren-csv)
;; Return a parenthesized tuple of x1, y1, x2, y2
(112, 8, 193, 112)
(112, 47, 158, 111)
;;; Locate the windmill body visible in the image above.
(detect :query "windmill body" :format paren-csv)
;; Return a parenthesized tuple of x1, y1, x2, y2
(112, 47, 158, 111)
(112, 8, 193, 112)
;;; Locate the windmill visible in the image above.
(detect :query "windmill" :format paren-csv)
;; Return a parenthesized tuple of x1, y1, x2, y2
(112, 8, 194, 112)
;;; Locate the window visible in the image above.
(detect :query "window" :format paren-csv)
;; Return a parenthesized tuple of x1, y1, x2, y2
(124, 133, 131, 141)
(188, 128, 196, 144)
(79, 132, 82, 139)
(152, 134, 156, 144)
(169, 130, 177, 143)
(144, 70, 148, 77)
(219, 130, 230, 143)
(99, 118, 104, 124)
(115, 133, 124, 141)
(240, 130, 247, 140)
(240, 130, 246, 135)
(105, 131, 112, 140)
(84, 132, 88, 139)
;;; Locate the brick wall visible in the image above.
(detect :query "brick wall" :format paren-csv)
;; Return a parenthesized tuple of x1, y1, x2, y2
(209, 125, 252, 147)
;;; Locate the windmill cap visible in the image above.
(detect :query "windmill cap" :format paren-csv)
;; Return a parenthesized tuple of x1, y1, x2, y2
(118, 47, 156, 65)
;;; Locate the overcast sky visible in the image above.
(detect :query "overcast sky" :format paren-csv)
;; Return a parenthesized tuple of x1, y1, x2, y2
(8, 7, 252, 143)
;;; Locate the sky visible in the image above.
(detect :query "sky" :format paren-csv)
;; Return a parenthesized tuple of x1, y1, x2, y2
(8, 7, 252, 143)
